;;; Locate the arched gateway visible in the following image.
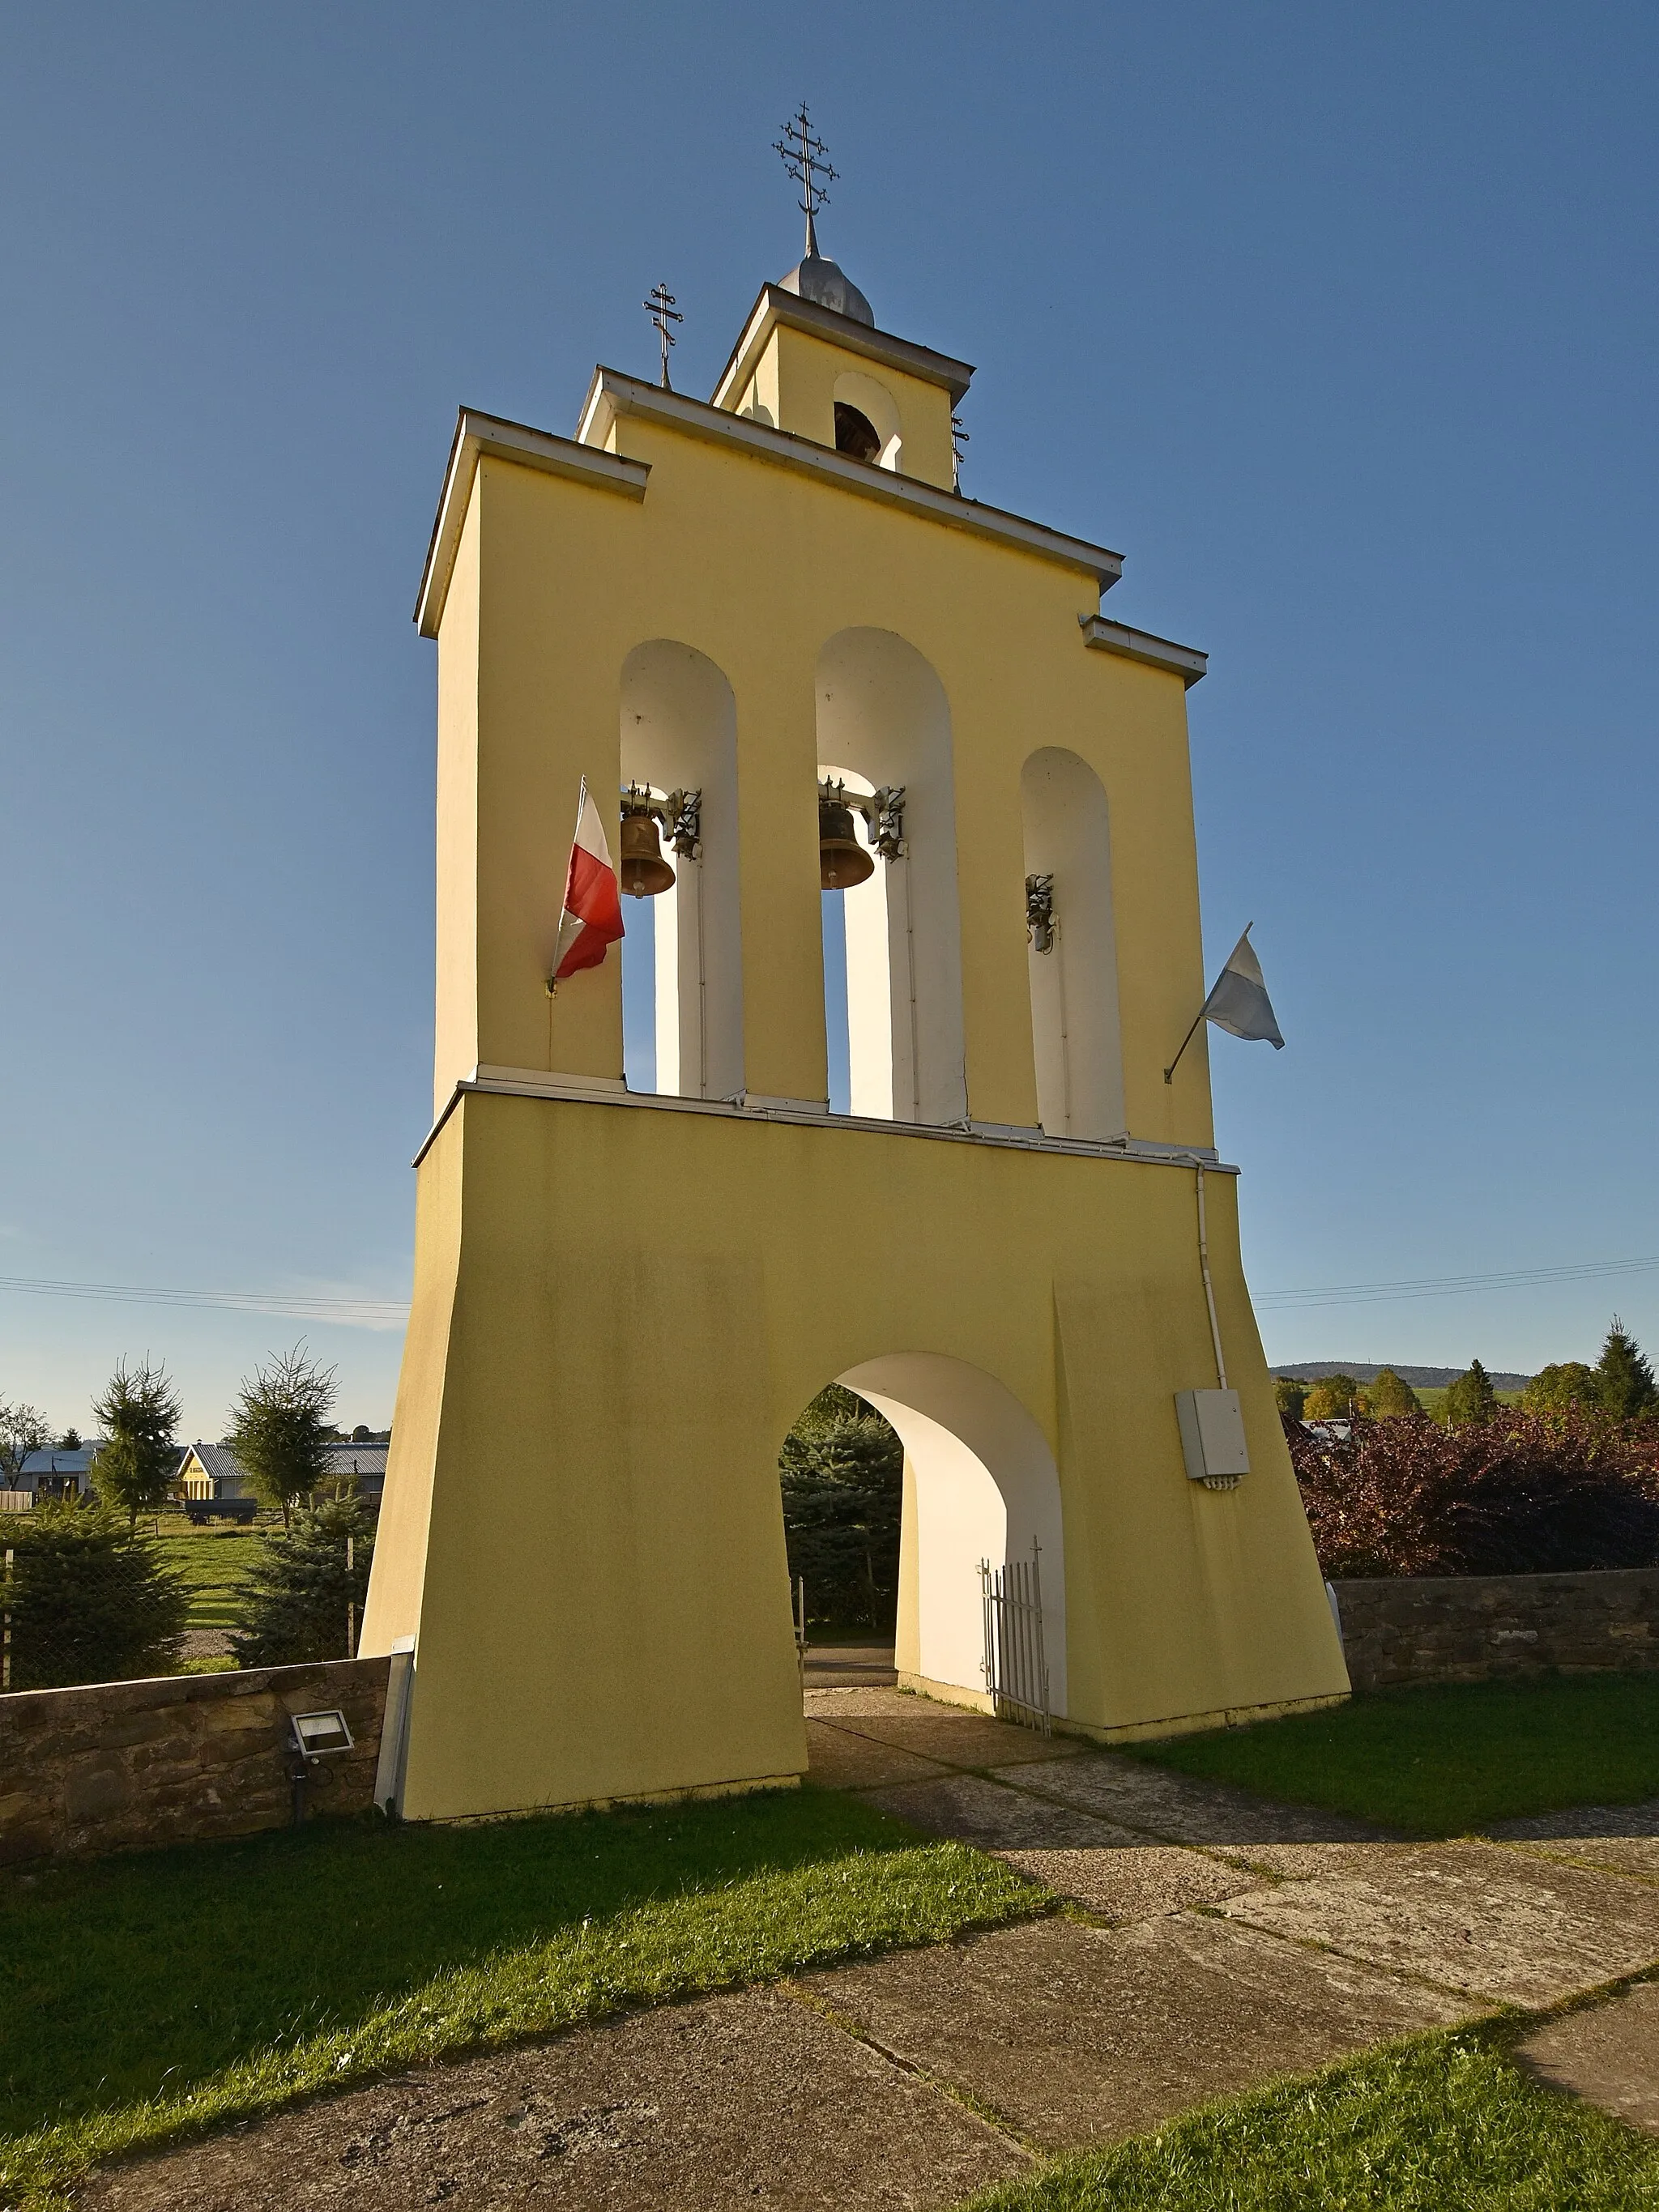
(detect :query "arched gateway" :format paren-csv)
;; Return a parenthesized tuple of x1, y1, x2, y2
(360, 232, 1349, 1823)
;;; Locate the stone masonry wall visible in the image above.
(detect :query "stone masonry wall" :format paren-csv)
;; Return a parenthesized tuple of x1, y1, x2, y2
(1331, 1568, 1659, 1694)
(0, 1654, 390, 1866)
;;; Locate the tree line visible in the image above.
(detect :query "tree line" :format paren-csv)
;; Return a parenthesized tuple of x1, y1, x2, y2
(1276, 1319, 1657, 1429)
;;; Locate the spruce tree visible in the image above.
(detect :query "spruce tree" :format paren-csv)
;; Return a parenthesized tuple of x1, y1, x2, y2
(230, 1496, 374, 1667)
(90, 1358, 182, 1532)
(1444, 1358, 1499, 1427)
(1368, 1368, 1422, 1417)
(3, 1501, 188, 1689)
(778, 1385, 903, 1630)
(224, 1345, 339, 1526)
(1597, 1319, 1657, 1420)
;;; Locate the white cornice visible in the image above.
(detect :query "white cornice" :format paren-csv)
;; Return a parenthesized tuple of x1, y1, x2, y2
(415, 408, 650, 639)
(414, 1071, 1230, 1174)
(710, 283, 976, 413)
(575, 369, 1124, 591)
(1081, 615, 1208, 687)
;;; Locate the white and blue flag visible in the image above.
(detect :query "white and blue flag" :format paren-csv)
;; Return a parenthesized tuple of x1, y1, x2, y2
(1201, 927, 1284, 1049)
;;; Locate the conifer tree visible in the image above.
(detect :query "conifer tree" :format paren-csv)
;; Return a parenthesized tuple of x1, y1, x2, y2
(1367, 1368, 1422, 1417)
(231, 1496, 374, 1667)
(90, 1358, 182, 1532)
(3, 1500, 188, 1689)
(224, 1345, 339, 1527)
(1444, 1358, 1499, 1427)
(1597, 1319, 1657, 1420)
(778, 1384, 903, 1630)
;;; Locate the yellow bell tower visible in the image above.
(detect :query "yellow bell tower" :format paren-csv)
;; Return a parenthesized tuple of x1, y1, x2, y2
(360, 192, 1349, 1822)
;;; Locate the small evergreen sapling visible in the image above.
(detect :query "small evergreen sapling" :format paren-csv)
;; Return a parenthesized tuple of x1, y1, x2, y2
(224, 1345, 339, 1526)
(231, 1496, 375, 1667)
(90, 1358, 182, 1532)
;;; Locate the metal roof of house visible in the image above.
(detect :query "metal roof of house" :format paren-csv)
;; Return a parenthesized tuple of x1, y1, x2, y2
(18, 1446, 100, 1479)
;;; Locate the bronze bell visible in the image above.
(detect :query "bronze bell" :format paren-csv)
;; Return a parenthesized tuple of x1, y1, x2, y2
(818, 794, 874, 890)
(619, 808, 676, 897)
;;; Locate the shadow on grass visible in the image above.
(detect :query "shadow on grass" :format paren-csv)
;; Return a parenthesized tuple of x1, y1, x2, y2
(0, 1784, 928, 2136)
(1123, 1673, 1659, 1836)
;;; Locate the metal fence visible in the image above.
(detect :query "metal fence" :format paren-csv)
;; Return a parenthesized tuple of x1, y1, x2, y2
(979, 1541, 1051, 1734)
(2, 1539, 190, 1694)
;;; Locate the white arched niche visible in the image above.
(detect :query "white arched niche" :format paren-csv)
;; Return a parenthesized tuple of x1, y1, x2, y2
(817, 629, 967, 1126)
(620, 641, 743, 1101)
(833, 370, 902, 471)
(838, 1352, 1066, 1717)
(1020, 747, 1126, 1140)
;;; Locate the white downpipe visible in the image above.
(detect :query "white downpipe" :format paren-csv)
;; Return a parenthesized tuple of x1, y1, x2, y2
(1196, 1163, 1227, 1389)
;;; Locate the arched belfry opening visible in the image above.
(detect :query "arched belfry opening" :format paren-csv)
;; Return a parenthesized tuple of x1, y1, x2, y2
(619, 641, 743, 1101)
(817, 629, 967, 1126)
(1021, 746, 1126, 1140)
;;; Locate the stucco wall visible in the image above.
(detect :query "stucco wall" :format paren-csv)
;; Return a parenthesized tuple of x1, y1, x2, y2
(0, 1656, 389, 1866)
(1331, 1569, 1659, 1694)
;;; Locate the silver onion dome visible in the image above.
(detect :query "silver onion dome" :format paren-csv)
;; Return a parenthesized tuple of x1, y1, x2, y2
(778, 253, 874, 327)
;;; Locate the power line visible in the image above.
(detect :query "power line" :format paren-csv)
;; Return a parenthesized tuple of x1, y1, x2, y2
(1256, 1254, 1659, 1313)
(0, 1273, 409, 1326)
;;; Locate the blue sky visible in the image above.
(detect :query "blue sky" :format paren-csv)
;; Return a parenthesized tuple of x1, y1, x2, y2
(2, 3, 1655, 1434)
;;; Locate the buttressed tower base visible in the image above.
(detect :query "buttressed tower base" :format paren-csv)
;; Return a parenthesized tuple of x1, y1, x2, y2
(361, 244, 1349, 1823)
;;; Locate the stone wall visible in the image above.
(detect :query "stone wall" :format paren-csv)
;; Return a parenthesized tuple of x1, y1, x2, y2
(1331, 1568, 1659, 1694)
(0, 1654, 390, 1866)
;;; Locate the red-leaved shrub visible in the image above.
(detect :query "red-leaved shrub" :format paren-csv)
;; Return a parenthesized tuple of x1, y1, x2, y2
(1288, 1409, 1659, 1579)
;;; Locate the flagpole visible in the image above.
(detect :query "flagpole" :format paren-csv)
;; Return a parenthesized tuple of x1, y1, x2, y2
(547, 776, 592, 999)
(1162, 1004, 1208, 1086)
(1165, 922, 1253, 1084)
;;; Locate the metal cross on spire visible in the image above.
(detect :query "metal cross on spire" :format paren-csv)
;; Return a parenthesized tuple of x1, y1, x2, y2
(643, 280, 683, 390)
(774, 102, 838, 258)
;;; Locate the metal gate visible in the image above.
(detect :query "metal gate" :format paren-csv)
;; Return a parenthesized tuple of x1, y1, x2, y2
(979, 1541, 1051, 1734)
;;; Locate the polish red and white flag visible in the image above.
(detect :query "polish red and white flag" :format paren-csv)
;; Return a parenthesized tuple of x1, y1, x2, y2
(551, 779, 625, 984)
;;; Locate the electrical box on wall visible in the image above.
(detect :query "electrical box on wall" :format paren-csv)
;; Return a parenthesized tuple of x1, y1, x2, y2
(1175, 1389, 1250, 1487)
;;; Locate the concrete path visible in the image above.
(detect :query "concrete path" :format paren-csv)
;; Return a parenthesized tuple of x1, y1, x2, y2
(77, 1693, 1659, 2209)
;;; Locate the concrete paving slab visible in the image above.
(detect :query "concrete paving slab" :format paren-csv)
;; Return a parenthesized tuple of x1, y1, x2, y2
(804, 1688, 927, 1717)
(1222, 1841, 1659, 2006)
(830, 1711, 1083, 1770)
(996, 1844, 1257, 1920)
(1006, 1751, 1397, 1846)
(1516, 1981, 1659, 2133)
(803, 1914, 1473, 2152)
(860, 1772, 1149, 1852)
(802, 1644, 898, 1690)
(1207, 1840, 1423, 1882)
(77, 1986, 1027, 2212)
(1488, 1801, 1659, 1884)
(804, 1720, 948, 1790)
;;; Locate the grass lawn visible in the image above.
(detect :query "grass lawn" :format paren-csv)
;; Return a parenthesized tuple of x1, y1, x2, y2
(966, 2024, 1659, 2211)
(1125, 1673, 1659, 1835)
(0, 1784, 1043, 2209)
(151, 1524, 273, 1634)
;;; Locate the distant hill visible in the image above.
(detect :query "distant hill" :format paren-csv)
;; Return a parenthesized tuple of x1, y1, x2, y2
(1271, 1362, 1533, 1391)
